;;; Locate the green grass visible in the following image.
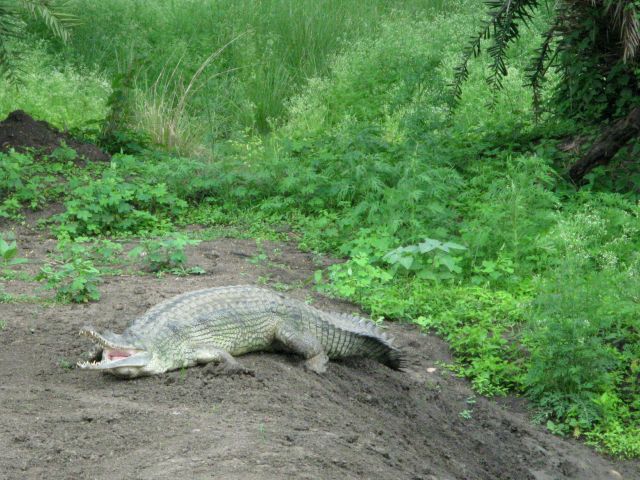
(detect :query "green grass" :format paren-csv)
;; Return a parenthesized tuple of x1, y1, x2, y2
(30, 0, 454, 152)
(0, 40, 109, 129)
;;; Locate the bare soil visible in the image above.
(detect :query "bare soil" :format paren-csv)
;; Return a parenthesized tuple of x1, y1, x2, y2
(0, 216, 638, 480)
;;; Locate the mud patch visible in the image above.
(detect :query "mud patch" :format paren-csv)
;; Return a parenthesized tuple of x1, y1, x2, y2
(0, 225, 638, 479)
(0, 110, 110, 161)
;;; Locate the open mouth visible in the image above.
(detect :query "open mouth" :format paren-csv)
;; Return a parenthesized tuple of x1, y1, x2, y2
(103, 348, 139, 362)
(77, 328, 148, 370)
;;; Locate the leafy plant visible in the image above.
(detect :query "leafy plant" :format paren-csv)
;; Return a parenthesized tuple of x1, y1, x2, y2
(38, 258, 101, 302)
(459, 409, 473, 420)
(0, 235, 28, 268)
(318, 254, 393, 300)
(0, 149, 80, 219)
(383, 237, 467, 280)
(55, 236, 123, 265)
(54, 167, 186, 237)
(129, 234, 203, 274)
(58, 358, 74, 370)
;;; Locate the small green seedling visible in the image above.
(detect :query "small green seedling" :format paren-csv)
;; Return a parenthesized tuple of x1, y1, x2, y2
(0, 235, 28, 268)
(59, 358, 74, 370)
(459, 409, 473, 420)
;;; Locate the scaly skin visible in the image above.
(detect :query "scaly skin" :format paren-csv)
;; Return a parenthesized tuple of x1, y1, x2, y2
(77, 285, 405, 378)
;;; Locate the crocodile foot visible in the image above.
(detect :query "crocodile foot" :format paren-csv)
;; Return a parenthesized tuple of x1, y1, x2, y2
(304, 353, 329, 374)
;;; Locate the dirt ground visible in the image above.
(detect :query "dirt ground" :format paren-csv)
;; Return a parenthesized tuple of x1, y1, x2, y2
(1, 216, 639, 480)
(0, 110, 110, 161)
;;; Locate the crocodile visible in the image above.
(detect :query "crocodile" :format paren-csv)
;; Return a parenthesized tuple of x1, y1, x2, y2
(77, 285, 405, 378)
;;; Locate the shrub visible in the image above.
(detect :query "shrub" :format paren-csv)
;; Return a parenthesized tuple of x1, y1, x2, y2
(129, 234, 203, 274)
(54, 167, 186, 237)
(38, 258, 101, 303)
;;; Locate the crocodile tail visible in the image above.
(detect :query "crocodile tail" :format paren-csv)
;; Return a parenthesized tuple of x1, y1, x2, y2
(380, 343, 407, 371)
(358, 333, 407, 371)
(327, 312, 407, 370)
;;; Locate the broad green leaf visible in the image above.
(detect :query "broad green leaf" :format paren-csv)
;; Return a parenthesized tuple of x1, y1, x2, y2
(418, 238, 441, 253)
(398, 255, 414, 269)
(442, 241, 467, 252)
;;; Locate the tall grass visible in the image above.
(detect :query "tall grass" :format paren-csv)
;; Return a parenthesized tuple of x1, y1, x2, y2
(32, 0, 463, 149)
(132, 33, 246, 156)
(0, 40, 109, 129)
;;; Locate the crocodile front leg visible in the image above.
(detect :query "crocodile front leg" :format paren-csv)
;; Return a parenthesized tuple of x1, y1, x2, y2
(275, 323, 329, 373)
(195, 346, 254, 376)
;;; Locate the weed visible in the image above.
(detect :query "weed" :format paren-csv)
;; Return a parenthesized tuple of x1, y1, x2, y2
(459, 409, 473, 420)
(0, 149, 77, 219)
(383, 237, 467, 281)
(129, 234, 202, 274)
(248, 251, 269, 266)
(0, 235, 28, 268)
(59, 359, 74, 370)
(54, 163, 185, 237)
(37, 258, 102, 303)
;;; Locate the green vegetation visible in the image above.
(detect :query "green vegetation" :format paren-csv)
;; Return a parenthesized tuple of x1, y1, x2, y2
(38, 257, 101, 303)
(36, 237, 104, 302)
(1, 0, 638, 457)
(129, 234, 203, 274)
(0, 0, 76, 81)
(52, 160, 185, 237)
(0, 234, 27, 268)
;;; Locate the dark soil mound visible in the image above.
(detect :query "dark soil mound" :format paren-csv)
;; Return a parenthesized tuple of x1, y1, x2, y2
(0, 110, 110, 161)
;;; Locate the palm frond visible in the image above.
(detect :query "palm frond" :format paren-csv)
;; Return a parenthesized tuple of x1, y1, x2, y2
(607, 0, 640, 62)
(526, 21, 558, 117)
(452, 0, 541, 103)
(0, 33, 21, 83)
(19, 0, 78, 42)
(0, 1, 23, 38)
(0, 0, 77, 81)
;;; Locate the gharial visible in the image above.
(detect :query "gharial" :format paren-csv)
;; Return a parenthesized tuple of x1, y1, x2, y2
(77, 285, 405, 378)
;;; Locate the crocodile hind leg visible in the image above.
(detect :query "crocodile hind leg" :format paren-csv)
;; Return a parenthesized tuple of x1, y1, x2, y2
(274, 324, 329, 373)
(194, 346, 254, 376)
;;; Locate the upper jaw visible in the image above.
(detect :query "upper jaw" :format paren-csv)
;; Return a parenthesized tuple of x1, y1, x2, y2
(78, 327, 138, 350)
